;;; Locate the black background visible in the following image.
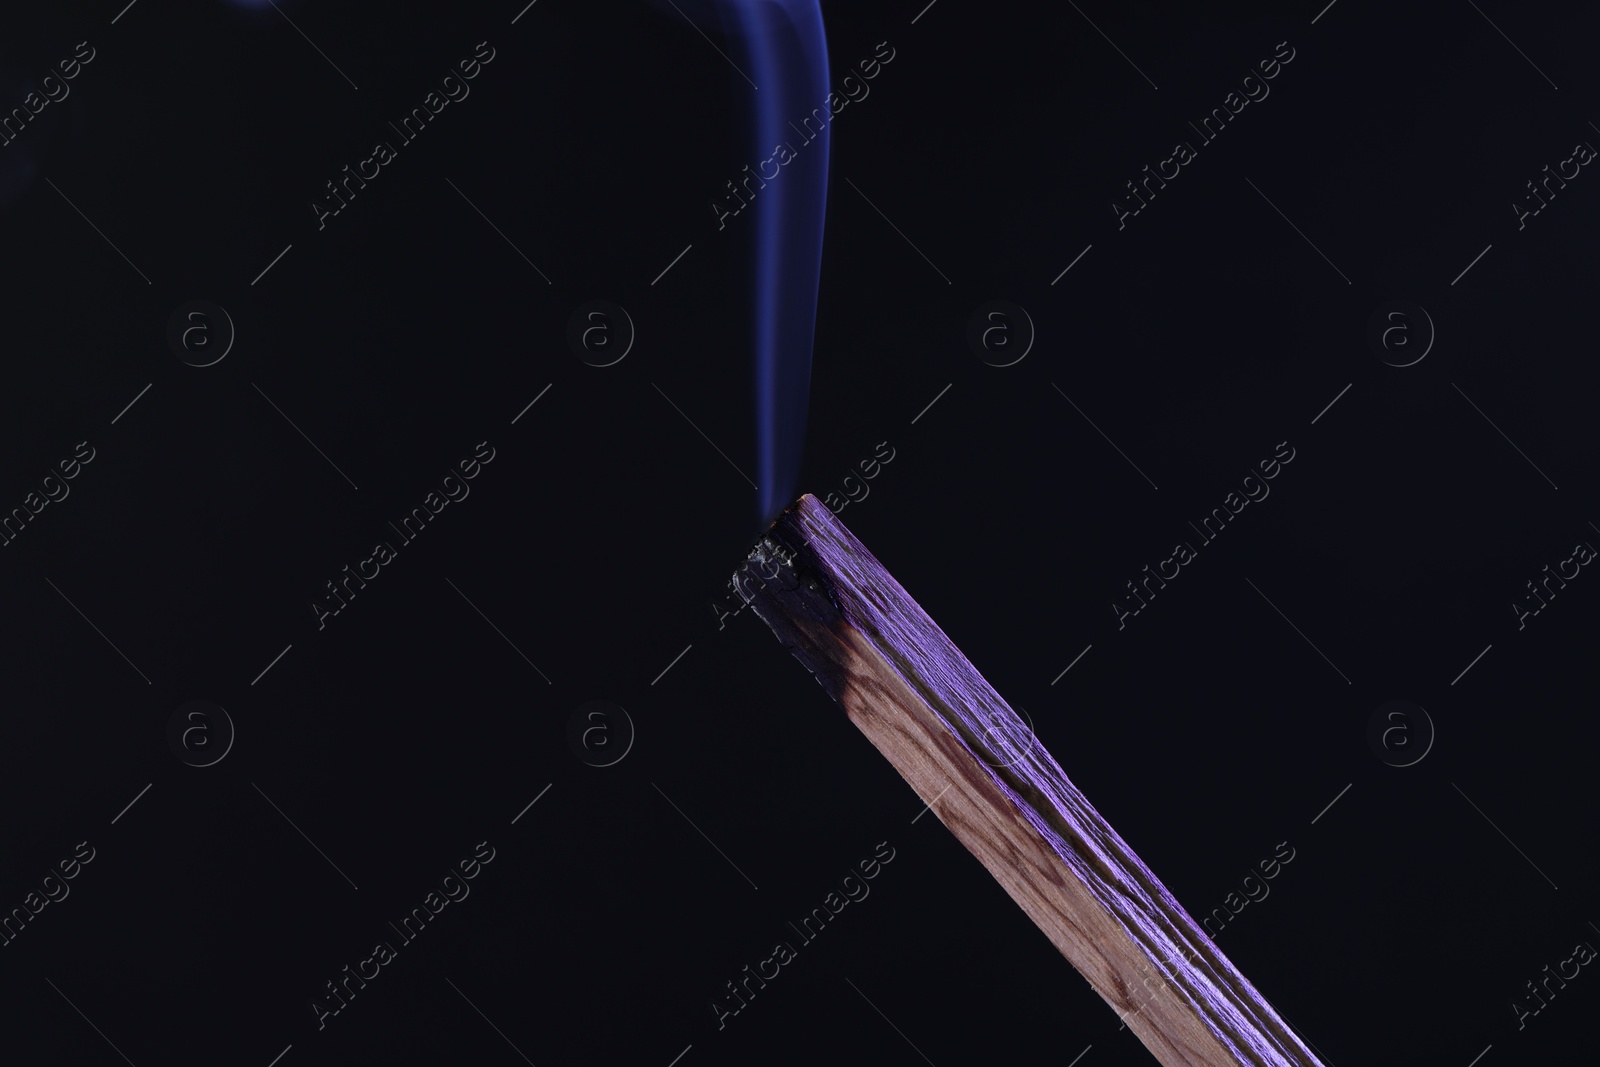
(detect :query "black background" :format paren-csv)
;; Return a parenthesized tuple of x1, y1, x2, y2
(1, 1, 1597, 1065)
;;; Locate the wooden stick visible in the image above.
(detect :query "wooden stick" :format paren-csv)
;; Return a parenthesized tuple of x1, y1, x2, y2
(733, 494, 1325, 1067)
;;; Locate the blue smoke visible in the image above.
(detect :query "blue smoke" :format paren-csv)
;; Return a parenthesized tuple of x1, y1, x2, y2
(707, 0, 831, 526)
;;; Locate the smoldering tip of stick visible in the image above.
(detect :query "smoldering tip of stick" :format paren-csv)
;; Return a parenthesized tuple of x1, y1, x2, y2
(731, 493, 859, 701)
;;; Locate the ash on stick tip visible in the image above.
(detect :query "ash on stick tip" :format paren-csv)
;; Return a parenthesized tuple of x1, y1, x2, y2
(733, 493, 838, 611)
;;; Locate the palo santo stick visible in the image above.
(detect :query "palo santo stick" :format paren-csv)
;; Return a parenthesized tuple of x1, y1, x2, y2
(732, 494, 1324, 1067)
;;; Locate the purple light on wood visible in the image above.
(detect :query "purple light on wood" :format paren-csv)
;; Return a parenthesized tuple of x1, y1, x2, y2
(733, 494, 1327, 1067)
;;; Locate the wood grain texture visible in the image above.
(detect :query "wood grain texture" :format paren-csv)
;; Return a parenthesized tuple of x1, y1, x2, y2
(733, 494, 1324, 1067)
